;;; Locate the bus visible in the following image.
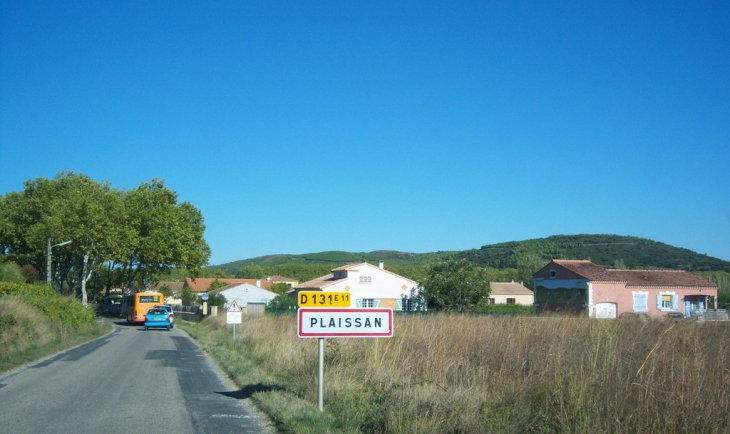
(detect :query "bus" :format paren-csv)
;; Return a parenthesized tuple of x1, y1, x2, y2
(124, 291, 165, 324)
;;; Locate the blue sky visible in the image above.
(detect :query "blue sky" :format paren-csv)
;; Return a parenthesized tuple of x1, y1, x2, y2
(2, 1, 729, 265)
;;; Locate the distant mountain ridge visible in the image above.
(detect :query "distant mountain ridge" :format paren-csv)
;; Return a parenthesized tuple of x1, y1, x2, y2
(211, 234, 730, 274)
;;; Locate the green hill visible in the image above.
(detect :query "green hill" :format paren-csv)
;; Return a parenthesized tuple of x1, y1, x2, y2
(454, 234, 729, 271)
(212, 234, 730, 274)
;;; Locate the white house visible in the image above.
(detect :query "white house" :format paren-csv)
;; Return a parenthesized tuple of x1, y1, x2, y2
(209, 283, 277, 314)
(291, 261, 424, 311)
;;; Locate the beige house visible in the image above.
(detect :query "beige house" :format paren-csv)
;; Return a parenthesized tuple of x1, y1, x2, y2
(291, 261, 424, 311)
(488, 282, 533, 305)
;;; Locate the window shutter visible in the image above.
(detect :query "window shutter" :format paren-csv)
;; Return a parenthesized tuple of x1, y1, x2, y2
(396, 299, 402, 311)
(356, 299, 362, 307)
(656, 294, 662, 309)
(634, 293, 644, 312)
(673, 295, 679, 311)
(374, 299, 381, 308)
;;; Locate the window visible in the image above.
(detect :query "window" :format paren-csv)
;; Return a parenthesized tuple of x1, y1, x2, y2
(549, 269, 557, 279)
(661, 295, 672, 309)
(359, 276, 371, 284)
(633, 292, 648, 312)
(402, 299, 414, 311)
(487, 298, 495, 305)
(362, 299, 374, 308)
(506, 298, 516, 304)
(657, 292, 679, 311)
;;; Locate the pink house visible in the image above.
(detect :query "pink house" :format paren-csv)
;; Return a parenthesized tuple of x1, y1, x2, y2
(533, 260, 717, 318)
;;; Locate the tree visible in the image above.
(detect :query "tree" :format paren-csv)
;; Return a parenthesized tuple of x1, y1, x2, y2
(0, 173, 211, 306)
(235, 264, 266, 278)
(207, 293, 227, 307)
(118, 179, 211, 292)
(267, 293, 297, 311)
(181, 285, 195, 306)
(0, 172, 125, 305)
(157, 283, 173, 299)
(420, 259, 491, 312)
(271, 282, 291, 295)
(207, 279, 228, 291)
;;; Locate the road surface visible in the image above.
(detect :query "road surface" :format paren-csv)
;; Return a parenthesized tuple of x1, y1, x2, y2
(0, 320, 276, 434)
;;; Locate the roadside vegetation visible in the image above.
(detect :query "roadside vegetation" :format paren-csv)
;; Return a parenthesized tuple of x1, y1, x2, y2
(0, 282, 110, 374)
(179, 312, 730, 433)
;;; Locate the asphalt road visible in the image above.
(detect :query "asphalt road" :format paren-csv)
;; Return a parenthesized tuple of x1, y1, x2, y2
(0, 320, 276, 434)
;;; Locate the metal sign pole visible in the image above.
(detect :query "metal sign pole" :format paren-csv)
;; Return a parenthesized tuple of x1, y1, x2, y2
(318, 337, 324, 411)
(233, 323, 236, 339)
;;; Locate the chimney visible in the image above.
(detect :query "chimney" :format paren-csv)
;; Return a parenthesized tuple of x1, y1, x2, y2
(379, 261, 384, 269)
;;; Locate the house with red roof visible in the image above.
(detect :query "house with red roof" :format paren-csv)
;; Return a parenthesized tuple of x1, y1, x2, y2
(183, 276, 297, 293)
(533, 260, 717, 318)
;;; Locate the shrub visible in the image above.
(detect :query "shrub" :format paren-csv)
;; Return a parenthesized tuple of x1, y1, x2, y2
(0, 263, 26, 284)
(0, 282, 95, 329)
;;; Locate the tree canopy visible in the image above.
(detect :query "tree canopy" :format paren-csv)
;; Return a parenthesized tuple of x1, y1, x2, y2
(0, 172, 210, 304)
(420, 259, 492, 312)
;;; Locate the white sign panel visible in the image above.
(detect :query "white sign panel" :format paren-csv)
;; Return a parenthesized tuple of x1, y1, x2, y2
(298, 308, 393, 338)
(227, 300, 242, 324)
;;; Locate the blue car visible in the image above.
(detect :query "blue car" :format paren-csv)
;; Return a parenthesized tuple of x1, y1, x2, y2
(144, 308, 172, 331)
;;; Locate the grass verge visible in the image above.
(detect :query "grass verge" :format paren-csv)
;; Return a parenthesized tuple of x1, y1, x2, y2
(178, 313, 730, 433)
(0, 293, 111, 374)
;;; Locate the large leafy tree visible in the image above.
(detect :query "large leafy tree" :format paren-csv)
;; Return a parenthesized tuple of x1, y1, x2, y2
(0, 172, 121, 303)
(119, 179, 210, 291)
(0, 173, 210, 304)
(420, 259, 491, 312)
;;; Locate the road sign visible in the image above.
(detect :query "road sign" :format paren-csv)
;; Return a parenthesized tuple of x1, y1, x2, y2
(201, 293, 209, 301)
(298, 291, 351, 307)
(298, 308, 393, 338)
(227, 300, 242, 324)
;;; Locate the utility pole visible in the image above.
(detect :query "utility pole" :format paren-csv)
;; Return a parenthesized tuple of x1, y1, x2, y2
(46, 238, 71, 289)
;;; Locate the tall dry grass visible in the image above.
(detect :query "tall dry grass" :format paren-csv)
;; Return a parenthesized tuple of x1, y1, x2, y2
(192, 313, 730, 433)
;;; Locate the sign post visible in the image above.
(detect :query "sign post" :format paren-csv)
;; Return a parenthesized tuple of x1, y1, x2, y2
(297, 291, 393, 411)
(227, 300, 242, 339)
(201, 293, 209, 317)
(297, 308, 393, 338)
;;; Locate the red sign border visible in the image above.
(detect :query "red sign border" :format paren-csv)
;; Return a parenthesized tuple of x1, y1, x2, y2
(298, 308, 393, 338)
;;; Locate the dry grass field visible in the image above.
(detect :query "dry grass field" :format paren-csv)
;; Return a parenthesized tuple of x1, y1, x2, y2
(182, 313, 730, 433)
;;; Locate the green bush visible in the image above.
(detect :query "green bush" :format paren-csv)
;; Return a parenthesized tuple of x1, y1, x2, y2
(483, 303, 534, 315)
(0, 263, 25, 283)
(0, 282, 56, 297)
(0, 282, 95, 329)
(207, 293, 227, 307)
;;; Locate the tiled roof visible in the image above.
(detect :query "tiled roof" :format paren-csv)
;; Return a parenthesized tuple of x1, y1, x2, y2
(208, 283, 276, 295)
(618, 270, 717, 288)
(553, 260, 717, 288)
(331, 263, 364, 271)
(553, 260, 620, 281)
(268, 275, 297, 283)
(184, 277, 274, 292)
(295, 274, 344, 290)
(490, 282, 533, 295)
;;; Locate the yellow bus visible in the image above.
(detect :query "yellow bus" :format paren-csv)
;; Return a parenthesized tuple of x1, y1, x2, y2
(125, 292, 164, 324)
